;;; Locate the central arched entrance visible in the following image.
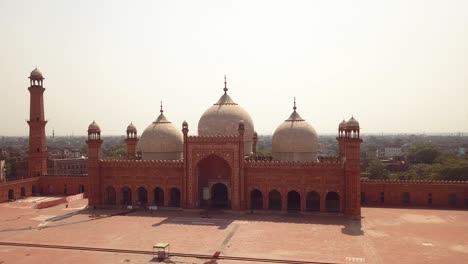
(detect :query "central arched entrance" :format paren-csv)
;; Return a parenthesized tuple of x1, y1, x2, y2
(197, 154, 231, 209)
(211, 183, 229, 208)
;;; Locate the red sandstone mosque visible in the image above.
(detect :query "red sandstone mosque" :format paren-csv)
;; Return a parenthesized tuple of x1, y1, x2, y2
(0, 68, 466, 215)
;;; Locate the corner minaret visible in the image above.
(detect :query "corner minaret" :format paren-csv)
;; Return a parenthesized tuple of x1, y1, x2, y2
(125, 123, 138, 159)
(338, 116, 362, 219)
(27, 67, 47, 177)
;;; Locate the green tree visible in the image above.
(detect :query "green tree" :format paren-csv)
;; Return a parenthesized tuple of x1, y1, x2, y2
(256, 149, 272, 157)
(105, 144, 127, 160)
(436, 157, 468, 181)
(367, 159, 389, 179)
(407, 144, 441, 164)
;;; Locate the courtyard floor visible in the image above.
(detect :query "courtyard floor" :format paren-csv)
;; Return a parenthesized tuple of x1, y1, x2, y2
(0, 198, 467, 264)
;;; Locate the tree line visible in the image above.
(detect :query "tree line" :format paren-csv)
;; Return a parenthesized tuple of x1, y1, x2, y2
(367, 144, 468, 181)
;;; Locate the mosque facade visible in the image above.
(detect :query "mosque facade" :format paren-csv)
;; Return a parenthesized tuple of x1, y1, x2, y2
(3, 69, 465, 215)
(87, 76, 363, 218)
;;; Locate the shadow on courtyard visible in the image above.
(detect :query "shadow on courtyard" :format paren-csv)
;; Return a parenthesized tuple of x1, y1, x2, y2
(73, 207, 365, 235)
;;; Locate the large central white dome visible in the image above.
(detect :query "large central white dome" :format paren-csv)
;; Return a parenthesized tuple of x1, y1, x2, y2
(198, 81, 254, 155)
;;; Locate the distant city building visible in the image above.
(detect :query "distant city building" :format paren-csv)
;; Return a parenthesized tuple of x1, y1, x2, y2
(376, 147, 403, 159)
(459, 147, 466, 156)
(47, 157, 87, 175)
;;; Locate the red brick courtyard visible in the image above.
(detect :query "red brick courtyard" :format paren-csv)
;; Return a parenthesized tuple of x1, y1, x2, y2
(0, 198, 467, 264)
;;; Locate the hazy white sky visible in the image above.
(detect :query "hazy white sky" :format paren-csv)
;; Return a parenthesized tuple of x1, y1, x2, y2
(1, 0, 467, 136)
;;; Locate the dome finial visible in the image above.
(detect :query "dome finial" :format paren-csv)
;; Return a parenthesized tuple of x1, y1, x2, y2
(160, 100, 163, 114)
(293, 97, 297, 112)
(223, 75, 228, 94)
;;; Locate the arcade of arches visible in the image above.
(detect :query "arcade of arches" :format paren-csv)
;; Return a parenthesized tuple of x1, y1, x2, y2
(250, 189, 342, 213)
(103, 186, 182, 208)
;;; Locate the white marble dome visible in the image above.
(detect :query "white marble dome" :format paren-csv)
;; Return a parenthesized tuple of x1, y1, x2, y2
(140, 109, 183, 160)
(198, 82, 254, 155)
(272, 103, 319, 162)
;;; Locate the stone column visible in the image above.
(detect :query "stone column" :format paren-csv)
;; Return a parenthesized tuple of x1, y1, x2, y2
(281, 192, 287, 211)
(320, 192, 327, 213)
(164, 188, 170, 207)
(300, 192, 306, 212)
(148, 187, 154, 206)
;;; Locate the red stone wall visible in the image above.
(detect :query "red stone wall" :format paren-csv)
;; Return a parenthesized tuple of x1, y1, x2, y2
(361, 180, 468, 209)
(0, 177, 40, 202)
(39, 175, 89, 197)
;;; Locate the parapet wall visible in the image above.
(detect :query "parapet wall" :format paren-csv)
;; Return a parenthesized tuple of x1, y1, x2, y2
(100, 159, 184, 168)
(34, 192, 84, 209)
(361, 179, 468, 209)
(244, 159, 343, 169)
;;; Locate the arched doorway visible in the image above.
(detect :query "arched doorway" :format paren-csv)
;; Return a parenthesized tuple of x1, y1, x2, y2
(326, 192, 340, 212)
(268, 190, 282, 210)
(32, 185, 37, 196)
(306, 191, 320, 211)
(20, 187, 26, 197)
(250, 189, 263, 210)
(137, 187, 148, 206)
(79, 185, 85, 193)
(106, 186, 116, 205)
(403, 192, 410, 206)
(154, 187, 164, 206)
(211, 183, 229, 209)
(287, 191, 301, 211)
(197, 155, 231, 208)
(8, 189, 14, 200)
(449, 193, 457, 207)
(170, 188, 181, 207)
(122, 187, 132, 206)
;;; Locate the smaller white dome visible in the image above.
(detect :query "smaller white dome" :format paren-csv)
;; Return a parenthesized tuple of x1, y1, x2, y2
(88, 120, 100, 131)
(339, 119, 347, 129)
(140, 109, 183, 160)
(127, 123, 137, 132)
(30, 67, 43, 79)
(272, 100, 319, 162)
(346, 116, 359, 128)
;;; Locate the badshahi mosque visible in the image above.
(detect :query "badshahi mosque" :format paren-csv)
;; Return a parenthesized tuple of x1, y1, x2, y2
(13, 68, 365, 218)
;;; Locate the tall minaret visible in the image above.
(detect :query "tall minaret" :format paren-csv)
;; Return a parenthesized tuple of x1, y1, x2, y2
(87, 121, 102, 208)
(27, 67, 47, 178)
